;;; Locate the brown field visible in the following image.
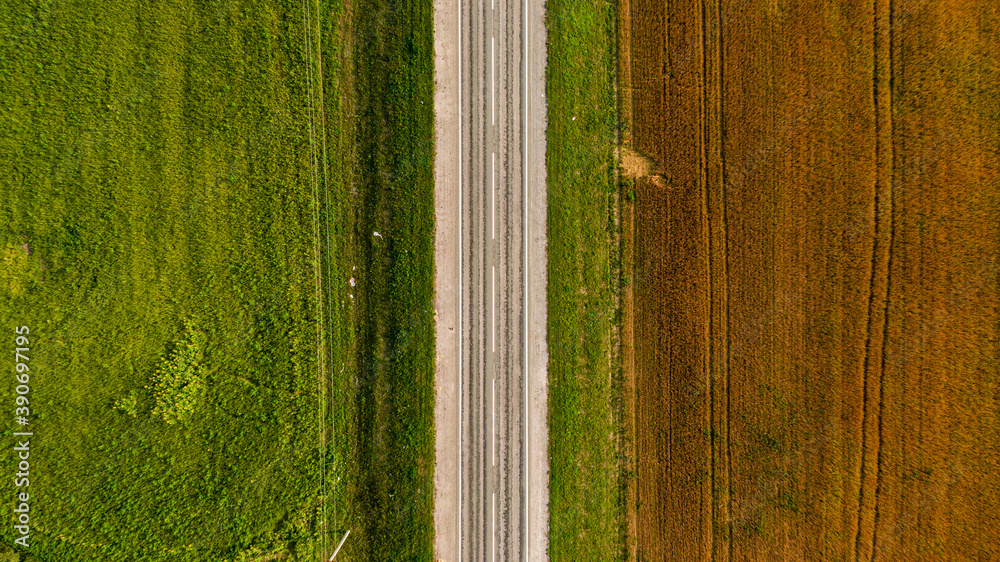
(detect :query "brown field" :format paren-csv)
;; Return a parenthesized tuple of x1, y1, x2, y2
(621, 0, 1000, 559)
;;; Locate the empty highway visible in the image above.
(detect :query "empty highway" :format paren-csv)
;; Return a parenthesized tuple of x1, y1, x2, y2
(434, 0, 548, 559)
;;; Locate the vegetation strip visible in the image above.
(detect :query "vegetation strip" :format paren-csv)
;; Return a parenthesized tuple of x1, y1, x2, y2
(546, 0, 623, 559)
(330, 0, 437, 559)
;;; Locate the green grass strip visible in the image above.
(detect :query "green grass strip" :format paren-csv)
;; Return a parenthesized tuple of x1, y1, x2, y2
(330, 0, 436, 559)
(546, 0, 622, 560)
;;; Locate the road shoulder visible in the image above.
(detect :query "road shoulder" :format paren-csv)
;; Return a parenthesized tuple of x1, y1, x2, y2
(432, 0, 460, 559)
(526, 0, 550, 558)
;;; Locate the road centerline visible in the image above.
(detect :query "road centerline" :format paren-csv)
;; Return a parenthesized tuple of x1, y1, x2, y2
(492, 36, 495, 126)
(492, 152, 495, 240)
(492, 376, 496, 465)
(492, 265, 496, 353)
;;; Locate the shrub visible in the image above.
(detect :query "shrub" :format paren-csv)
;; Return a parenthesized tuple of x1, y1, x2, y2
(150, 320, 207, 424)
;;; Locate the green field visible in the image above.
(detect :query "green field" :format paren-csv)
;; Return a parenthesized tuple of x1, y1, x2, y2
(0, 0, 435, 560)
(0, 0, 327, 559)
(545, 0, 623, 560)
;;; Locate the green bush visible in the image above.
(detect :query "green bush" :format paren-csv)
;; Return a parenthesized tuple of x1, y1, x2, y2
(149, 320, 206, 425)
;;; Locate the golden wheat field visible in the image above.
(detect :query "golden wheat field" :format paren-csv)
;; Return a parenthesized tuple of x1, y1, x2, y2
(620, 0, 1000, 559)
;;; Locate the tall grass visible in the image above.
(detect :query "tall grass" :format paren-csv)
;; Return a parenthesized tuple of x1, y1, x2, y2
(326, 0, 437, 559)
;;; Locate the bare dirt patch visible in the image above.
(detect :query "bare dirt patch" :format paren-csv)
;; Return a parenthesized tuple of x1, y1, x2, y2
(619, 147, 658, 180)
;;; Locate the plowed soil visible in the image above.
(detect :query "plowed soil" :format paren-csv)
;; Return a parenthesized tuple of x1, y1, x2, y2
(621, 0, 1000, 559)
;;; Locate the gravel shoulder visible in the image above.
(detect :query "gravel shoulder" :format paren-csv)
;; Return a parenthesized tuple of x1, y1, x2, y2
(525, 0, 550, 557)
(432, 0, 460, 559)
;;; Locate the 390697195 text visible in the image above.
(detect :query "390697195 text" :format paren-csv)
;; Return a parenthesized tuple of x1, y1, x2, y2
(13, 325, 32, 549)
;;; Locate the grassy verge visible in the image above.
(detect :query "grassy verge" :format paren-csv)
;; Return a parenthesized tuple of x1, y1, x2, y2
(327, 0, 436, 559)
(0, 1, 331, 559)
(545, 0, 623, 559)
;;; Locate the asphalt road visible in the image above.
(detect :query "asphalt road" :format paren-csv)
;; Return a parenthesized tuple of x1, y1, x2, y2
(434, 0, 548, 559)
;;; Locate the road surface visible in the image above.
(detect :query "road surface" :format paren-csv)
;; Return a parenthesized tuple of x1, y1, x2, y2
(433, 0, 548, 559)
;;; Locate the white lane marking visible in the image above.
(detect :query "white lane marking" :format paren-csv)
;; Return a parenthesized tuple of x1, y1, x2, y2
(457, 0, 462, 559)
(492, 152, 496, 240)
(492, 492, 496, 562)
(491, 36, 495, 126)
(523, 0, 529, 557)
(492, 377, 496, 465)
(492, 266, 496, 353)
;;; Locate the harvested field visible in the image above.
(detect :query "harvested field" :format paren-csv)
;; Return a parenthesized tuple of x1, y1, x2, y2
(622, 0, 1000, 559)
